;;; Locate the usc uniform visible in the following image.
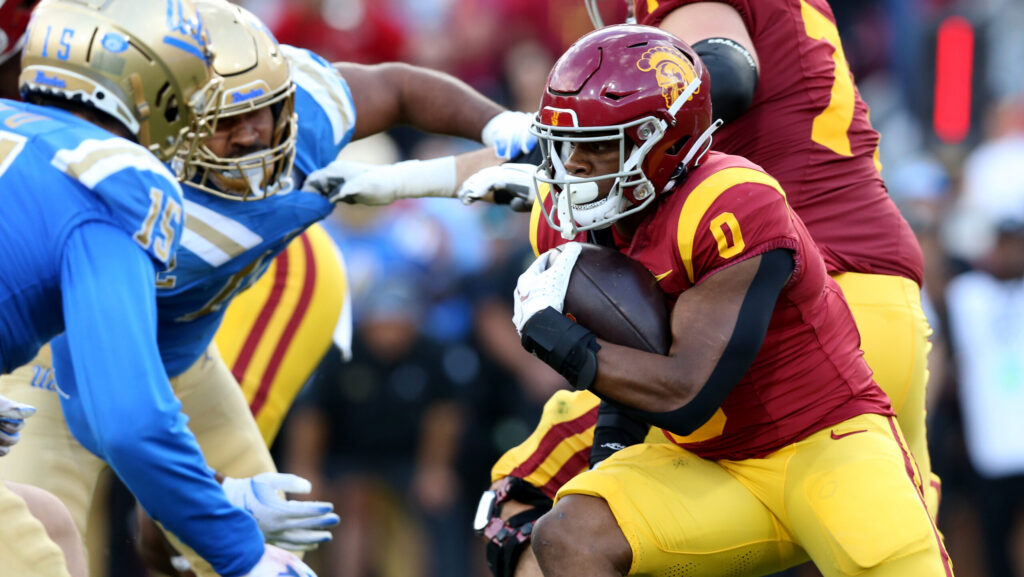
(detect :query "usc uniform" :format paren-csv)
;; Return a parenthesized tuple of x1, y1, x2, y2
(0, 46, 354, 575)
(498, 0, 937, 515)
(536, 152, 952, 575)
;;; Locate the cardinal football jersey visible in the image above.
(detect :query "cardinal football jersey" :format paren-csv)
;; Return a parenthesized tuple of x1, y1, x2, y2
(635, 0, 923, 285)
(531, 151, 893, 460)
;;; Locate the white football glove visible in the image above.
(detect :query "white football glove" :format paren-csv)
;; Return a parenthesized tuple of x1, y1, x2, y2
(457, 163, 536, 212)
(222, 472, 339, 552)
(302, 157, 456, 206)
(242, 544, 317, 577)
(0, 393, 35, 457)
(512, 242, 583, 334)
(482, 111, 537, 160)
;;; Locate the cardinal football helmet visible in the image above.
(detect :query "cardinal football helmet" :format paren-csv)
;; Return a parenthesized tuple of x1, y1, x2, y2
(532, 24, 719, 239)
(19, 0, 220, 162)
(181, 0, 297, 200)
(0, 0, 38, 65)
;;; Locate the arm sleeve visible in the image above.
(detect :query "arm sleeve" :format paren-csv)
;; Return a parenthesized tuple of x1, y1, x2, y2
(615, 249, 794, 435)
(52, 221, 263, 577)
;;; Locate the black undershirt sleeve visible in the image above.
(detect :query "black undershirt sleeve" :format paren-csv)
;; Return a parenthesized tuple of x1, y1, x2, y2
(692, 38, 759, 125)
(609, 249, 794, 436)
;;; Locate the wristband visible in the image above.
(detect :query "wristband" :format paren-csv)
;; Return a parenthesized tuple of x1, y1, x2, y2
(520, 307, 601, 391)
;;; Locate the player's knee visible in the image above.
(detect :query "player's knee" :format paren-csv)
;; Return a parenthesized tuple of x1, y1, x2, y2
(532, 495, 630, 574)
(6, 482, 84, 569)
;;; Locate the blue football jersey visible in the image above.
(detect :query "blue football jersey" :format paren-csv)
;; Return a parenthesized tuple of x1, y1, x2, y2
(0, 99, 265, 573)
(0, 99, 182, 372)
(156, 45, 355, 376)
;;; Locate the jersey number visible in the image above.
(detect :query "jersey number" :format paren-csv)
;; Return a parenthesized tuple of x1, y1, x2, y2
(0, 131, 27, 179)
(710, 212, 744, 259)
(800, 1, 856, 157)
(134, 188, 182, 264)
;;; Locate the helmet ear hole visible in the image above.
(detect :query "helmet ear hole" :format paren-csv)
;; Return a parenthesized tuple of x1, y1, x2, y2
(666, 135, 690, 156)
(163, 95, 179, 124)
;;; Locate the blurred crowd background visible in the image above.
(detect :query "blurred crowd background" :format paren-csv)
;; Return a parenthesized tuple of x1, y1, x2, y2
(98, 0, 1024, 576)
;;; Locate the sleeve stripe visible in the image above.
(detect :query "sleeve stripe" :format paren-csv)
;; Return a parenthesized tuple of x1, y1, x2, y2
(51, 138, 177, 189)
(180, 198, 264, 266)
(538, 446, 591, 499)
(249, 232, 317, 415)
(506, 403, 599, 478)
(529, 182, 551, 257)
(281, 45, 355, 145)
(676, 167, 787, 283)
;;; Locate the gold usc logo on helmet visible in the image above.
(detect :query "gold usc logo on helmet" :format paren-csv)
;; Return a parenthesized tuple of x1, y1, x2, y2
(636, 47, 701, 109)
(19, 0, 221, 163)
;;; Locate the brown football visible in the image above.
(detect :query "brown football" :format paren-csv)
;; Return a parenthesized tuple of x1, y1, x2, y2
(554, 243, 671, 355)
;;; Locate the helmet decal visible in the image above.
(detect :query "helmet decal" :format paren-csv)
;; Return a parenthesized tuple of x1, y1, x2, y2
(164, 0, 209, 64)
(636, 47, 700, 109)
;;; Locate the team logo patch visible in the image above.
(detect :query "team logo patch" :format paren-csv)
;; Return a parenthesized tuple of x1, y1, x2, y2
(636, 47, 699, 108)
(101, 33, 128, 53)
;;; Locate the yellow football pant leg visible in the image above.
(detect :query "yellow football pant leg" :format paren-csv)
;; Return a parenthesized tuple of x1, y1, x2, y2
(0, 344, 277, 577)
(832, 272, 939, 516)
(558, 414, 953, 577)
(161, 344, 277, 577)
(0, 346, 106, 537)
(0, 480, 72, 577)
(216, 223, 348, 446)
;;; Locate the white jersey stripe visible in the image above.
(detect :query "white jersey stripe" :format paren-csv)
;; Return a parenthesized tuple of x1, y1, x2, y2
(182, 198, 263, 260)
(181, 227, 232, 267)
(51, 138, 177, 189)
(281, 45, 354, 145)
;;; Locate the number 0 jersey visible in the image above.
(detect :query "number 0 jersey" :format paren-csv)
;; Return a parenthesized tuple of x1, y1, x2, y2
(0, 100, 182, 372)
(636, 0, 923, 285)
(156, 46, 355, 377)
(531, 152, 893, 460)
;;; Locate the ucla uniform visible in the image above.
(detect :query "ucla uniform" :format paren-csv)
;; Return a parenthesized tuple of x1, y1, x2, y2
(159, 45, 354, 377)
(0, 99, 265, 576)
(0, 47, 354, 576)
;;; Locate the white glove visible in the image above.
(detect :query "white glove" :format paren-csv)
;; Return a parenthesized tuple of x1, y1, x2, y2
(512, 242, 583, 334)
(0, 393, 36, 457)
(242, 544, 317, 577)
(457, 163, 537, 212)
(222, 472, 339, 552)
(482, 111, 537, 160)
(302, 157, 456, 205)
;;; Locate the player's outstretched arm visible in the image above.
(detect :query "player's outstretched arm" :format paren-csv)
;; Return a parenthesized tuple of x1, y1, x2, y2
(303, 147, 503, 205)
(52, 221, 270, 577)
(336, 61, 534, 157)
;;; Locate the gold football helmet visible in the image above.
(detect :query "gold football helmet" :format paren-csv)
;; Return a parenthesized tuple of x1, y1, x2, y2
(181, 0, 297, 200)
(19, 0, 220, 162)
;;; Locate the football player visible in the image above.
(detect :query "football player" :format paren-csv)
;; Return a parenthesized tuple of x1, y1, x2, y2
(508, 25, 952, 577)
(0, 0, 316, 575)
(0, 0, 536, 575)
(468, 1, 937, 573)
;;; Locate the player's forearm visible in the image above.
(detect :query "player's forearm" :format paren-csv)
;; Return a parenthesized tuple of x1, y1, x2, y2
(388, 62, 504, 140)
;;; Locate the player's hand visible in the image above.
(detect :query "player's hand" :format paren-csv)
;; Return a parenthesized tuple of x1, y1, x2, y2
(303, 158, 456, 205)
(241, 544, 317, 577)
(0, 393, 36, 457)
(301, 159, 374, 203)
(457, 163, 536, 212)
(222, 473, 339, 552)
(482, 111, 537, 160)
(513, 242, 583, 334)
